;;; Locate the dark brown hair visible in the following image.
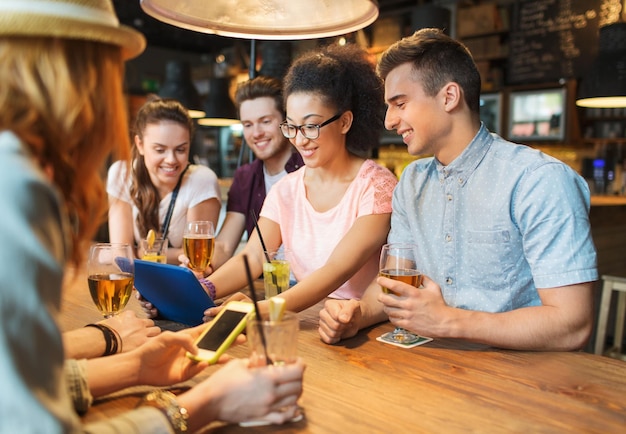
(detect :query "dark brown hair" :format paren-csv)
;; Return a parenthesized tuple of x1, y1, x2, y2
(130, 97, 193, 237)
(377, 28, 481, 114)
(234, 76, 285, 116)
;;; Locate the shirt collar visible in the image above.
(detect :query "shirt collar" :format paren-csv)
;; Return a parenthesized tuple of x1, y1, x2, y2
(285, 151, 303, 172)
(435, 124, 492, 187)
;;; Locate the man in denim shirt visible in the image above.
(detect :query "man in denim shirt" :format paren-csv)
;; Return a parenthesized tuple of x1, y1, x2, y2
(319, 29, 597, 351)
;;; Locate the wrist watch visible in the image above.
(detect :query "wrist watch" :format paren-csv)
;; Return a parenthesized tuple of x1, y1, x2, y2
(139, 390, 188, 433)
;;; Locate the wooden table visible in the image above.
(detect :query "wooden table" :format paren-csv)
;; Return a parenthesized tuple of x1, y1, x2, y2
(60, 267, 626, 433)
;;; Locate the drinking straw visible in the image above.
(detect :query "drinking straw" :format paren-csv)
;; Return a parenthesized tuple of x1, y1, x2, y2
(243, 254, 272, 365)
(250, 211, 278, 287)
(251, 210, 272, 263)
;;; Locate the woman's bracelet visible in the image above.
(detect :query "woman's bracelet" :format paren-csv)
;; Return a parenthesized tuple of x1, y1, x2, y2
(139, 390, 188, 433)
(84, 323, 121, 356)
(198, 277, 217, 300)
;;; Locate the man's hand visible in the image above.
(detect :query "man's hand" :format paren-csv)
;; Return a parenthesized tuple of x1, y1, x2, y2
(377, 274, 448, 338)
(318, 299, 363, 344)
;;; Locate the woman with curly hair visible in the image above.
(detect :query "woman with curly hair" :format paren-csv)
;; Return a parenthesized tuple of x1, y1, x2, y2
(143, 43, 398, 319)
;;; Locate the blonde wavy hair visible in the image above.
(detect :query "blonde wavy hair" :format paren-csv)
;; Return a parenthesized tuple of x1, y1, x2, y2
(0, 37, 130, 265)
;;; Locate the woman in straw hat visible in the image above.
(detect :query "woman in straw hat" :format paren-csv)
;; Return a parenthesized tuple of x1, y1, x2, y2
(0, 1, 304, 432)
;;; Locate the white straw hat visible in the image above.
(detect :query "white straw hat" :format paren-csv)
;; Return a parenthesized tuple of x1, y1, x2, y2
(0, 0, 146, 59)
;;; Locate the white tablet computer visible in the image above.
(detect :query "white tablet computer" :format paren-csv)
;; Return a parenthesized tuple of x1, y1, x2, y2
(132, 259, 215, 326)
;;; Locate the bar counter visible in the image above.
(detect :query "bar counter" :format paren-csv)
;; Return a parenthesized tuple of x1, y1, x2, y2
(60, 267, 626, 433)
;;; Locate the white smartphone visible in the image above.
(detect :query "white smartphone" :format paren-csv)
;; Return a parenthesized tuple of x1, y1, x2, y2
(186, 301, 254, 364)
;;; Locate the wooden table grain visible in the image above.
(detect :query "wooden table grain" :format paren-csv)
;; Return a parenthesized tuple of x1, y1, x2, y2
(60, 266, 626, 433)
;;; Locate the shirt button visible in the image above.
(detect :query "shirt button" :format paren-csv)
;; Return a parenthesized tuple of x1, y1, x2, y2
(458, 178, 464, 184)
(447, 194, 453, 201)
(446, 278, 453, 285)
(445, 234, 452, 242)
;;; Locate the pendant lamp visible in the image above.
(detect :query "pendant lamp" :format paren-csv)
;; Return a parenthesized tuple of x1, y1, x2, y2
(576, 22, 626, 109)
(140, 0, 378, 40)
(143, 0, 379, 165)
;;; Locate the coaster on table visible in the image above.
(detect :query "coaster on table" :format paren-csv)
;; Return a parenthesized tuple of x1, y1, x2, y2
(376, 332, 433, 349)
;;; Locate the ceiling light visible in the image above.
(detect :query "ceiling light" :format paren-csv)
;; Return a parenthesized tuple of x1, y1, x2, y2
(576, 22, 626, 108)
(140, 0, 379, 40)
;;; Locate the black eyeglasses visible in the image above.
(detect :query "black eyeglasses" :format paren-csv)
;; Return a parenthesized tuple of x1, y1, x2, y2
(279, 113, 341, 140)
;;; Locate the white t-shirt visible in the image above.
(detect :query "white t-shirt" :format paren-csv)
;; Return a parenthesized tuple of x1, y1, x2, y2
(107, 161, 221, 248)
(263, 165, 287, 193)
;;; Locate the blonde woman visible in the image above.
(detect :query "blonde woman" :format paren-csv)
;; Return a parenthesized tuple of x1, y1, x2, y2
(0, 1, 303, 432)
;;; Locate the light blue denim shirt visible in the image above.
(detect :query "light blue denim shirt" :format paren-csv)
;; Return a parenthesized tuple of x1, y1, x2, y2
(389, 125, 597, 312)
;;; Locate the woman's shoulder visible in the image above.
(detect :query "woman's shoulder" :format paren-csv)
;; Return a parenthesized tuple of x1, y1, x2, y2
(107, 159, 131, 177)
(359, 159, 398, 185)
(187, 164, 219, 183)
(0, 131, 47, 189)
(357, 160, 396, 213)
(183, 165, 221, 202)
(0, 132, 62, 220)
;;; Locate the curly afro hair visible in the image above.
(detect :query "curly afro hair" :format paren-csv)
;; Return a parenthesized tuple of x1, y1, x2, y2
(283, 44, 384, 157)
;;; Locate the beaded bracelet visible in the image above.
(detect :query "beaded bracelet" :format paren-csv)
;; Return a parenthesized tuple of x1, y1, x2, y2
(198, 277, 217, 300)
(139, 390, 188, 433)
(84, 323, 121, 356)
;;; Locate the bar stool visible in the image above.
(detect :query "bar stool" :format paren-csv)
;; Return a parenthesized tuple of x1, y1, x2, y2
(594, 275, 626, 360)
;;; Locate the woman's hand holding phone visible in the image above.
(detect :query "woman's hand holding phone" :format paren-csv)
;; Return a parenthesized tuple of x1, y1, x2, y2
(203, 292, 255, 322)
(130, 327, 209, 387)
(188, 301, 254, 364)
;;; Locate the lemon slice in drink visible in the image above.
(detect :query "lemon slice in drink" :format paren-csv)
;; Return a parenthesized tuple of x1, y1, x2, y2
(268, 296, 286, 321)
(146, 229, 156, 249)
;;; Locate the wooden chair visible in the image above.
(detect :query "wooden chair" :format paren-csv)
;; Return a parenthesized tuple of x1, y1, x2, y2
(594, 275, 626, 360)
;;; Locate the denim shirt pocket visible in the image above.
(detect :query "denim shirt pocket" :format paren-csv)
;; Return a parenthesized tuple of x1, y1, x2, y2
(466, 230, 513, 293)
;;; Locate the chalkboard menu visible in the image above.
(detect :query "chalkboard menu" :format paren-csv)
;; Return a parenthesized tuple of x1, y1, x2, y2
(508, 0, 621, 84)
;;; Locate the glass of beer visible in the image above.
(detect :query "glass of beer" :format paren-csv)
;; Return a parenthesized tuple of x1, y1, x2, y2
(87, 243, 134, 318)
(379, 243, 422, 344)
(183, 220, 215, 273)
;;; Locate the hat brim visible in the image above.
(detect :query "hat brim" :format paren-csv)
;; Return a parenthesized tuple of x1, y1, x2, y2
(0, 15, 146, 59)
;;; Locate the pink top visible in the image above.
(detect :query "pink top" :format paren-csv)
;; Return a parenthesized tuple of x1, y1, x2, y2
(261, 159, 398, 299)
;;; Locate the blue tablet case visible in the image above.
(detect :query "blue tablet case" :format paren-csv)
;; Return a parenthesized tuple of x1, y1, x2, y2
(132, 259, 215, 326)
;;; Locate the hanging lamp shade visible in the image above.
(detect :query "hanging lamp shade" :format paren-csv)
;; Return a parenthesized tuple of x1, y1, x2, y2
(158, 60, 206, 118)
(576, 22, 626, 108)
(140, 0, 379, 40)
(197, 77, 239, 127)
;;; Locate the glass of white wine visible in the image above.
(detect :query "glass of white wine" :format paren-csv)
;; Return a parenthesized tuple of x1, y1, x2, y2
(183, 220, 215, 273)
(379, 243, 423, 345)
(87, 243, 134, 318)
